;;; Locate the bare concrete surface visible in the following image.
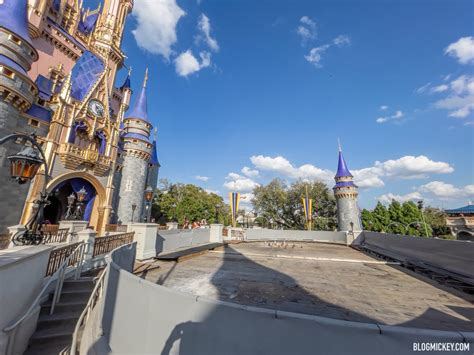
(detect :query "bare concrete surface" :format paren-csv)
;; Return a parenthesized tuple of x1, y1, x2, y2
(143, 242, 474, 332)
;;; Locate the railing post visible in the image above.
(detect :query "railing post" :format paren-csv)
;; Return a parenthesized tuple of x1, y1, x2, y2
(210, 224, 223, 243)
(127, 223, 158, 260)
(7, 225, 26, 248)
(166, 222, 179, 230)
(59, 220, 89, 243)
(77, 228, 97, 269)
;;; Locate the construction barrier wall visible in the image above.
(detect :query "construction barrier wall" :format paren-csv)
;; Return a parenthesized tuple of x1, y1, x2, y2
(245, 228, 348, 244)
(155, 229, 211, 255)
(80, 243, 474, 355)
(360, 232, 474, 284)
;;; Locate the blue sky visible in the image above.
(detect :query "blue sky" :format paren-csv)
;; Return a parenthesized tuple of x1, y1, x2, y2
(97, 0, 473, 209)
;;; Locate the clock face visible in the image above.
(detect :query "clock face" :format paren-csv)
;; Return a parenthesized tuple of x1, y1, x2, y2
(88, 99, 105, 118)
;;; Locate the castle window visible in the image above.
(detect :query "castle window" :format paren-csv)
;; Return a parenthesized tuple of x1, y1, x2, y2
(9, 34, 22, 46)
(29, 119, 39, 127)
(0, 67, 15, 79)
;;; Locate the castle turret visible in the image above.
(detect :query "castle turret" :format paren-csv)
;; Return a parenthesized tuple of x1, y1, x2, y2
(333, 142, 362, 232)
(116, 69, 153, 223)
(0, 0, 40, 234)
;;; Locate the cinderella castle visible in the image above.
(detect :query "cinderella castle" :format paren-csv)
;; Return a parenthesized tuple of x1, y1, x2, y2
(0, 0, 160, 234)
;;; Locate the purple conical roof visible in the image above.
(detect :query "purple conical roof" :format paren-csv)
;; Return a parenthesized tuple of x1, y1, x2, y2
(126, 70, 150, 123)
(150, 140, 160, 166)
(0, 0, 33, 47)
(335, 151, 353, 178)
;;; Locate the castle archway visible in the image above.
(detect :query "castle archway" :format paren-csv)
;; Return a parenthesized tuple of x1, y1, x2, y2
(44, 172, 107, 231)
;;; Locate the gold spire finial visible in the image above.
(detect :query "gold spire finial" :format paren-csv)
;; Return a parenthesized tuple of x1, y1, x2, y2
(128, 66, 132, 76)
(154, 127, 158, 140)
(338, 138, 342, 152)
(143, 67, 148, 88)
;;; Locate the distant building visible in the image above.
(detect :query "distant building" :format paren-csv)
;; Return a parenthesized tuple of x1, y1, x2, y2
(445, 204, 474, 241)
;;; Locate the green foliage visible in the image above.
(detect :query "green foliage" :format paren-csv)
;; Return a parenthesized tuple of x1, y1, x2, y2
(251, 179, 337, 230)
(423, 207, 450, 237)
(361, 199, 435, 237)
(151, 179, 230, 225)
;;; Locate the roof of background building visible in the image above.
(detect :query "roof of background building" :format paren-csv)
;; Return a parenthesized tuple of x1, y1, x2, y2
(150, 140, 160, 166)
(70, 51, 105, 101)
(0, 54, 27, 75)
(0, 0, 33, 47)
(78, 10, 99, 35)
(446, 205, 474, 214)
(121, 73, 131, 90)
(35, 75, 53, 101)
(25, 104, 52, 122)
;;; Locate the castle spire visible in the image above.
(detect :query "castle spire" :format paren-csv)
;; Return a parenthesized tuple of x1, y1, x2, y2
(126, 68, 150, 123)
(121, 66, 132, 90)
(335, 140, 353, 178)
(0, 0, 34, 48)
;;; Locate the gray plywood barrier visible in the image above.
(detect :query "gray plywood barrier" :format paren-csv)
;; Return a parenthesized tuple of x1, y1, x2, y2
(360, 232, 474, 284)
(155, 229, 212, 255)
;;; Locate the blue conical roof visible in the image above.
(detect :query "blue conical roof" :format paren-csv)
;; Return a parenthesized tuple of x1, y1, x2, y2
(150, 140, 160, 166)
(0, 0, 33, 47)
(121, 74, 131, 90)
(126, 69, 150, 123)
(335, 151, 353, 178)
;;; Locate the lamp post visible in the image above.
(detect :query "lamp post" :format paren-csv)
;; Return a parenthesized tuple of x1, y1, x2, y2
(64, 193, 76, 220)
(73, 186, 87, 219)
(144, 186, 153, 222)
(131, 203, 137, 222)
(0, 133, 50, 245)
(417, 200, 430, 237)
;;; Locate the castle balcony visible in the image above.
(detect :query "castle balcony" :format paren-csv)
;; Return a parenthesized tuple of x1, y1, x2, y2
(57, 142, 111, 176)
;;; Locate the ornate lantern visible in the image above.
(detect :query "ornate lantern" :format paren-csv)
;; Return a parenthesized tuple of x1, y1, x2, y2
(7, 146, 43, 184)
(77, 186, 87, 202)
(144, 186, 154, 202)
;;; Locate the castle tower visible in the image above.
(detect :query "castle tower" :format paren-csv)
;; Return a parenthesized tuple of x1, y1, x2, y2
(333, 142, 362, 232)
(0, 0, 41, 234)
(116, 69, 153, 223)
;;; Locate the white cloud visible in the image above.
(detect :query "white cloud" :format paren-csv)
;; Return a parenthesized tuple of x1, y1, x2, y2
(195, 175, 209, 181)
(419, 181, 474, 199)
(415, 82, 431, 94)
(174, 50, 211, 77)
(431, 84, 449, 93)
(375, 155, 453, 178)
(379, 105, 388, 111)
(304, 34, 350, 68)
(375, 110, 404, 124)
(205, 188, 219, 194)
(297, 16, 317, 43)
(333, 35, 351, 47)
(241, 166, 259, 178)
(224, 173, 259, 192)
(132, 0, 186, 59)
(445, 36, 474, 64)
(378, 192, 423, 204)
(250, 155, 333, 183)
(434, 75, 474, 118)
(352, 167, 385, 188)
(304, 45, 330, 67)
(196, 14, 219, 52)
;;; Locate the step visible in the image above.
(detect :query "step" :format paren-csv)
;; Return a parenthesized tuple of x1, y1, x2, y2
(24, 339, 71, 355)
(29, 321, 75, 345)
(37, 310, 82, 330)
(54, 289, 92, 303)
(61, 279, 95, 292)
(40, 300, 87, 315)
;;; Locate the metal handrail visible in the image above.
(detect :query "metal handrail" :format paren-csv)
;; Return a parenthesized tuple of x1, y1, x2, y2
(70, 265, 108, 355)
(3, 242, 87, 355)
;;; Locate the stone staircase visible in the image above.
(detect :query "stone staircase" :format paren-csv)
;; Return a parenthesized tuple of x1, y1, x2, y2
(24, 275, 96, 355)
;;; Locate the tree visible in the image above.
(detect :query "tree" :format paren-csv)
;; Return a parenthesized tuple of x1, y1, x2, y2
(251, 179, 337, 230)
(423, 207, 450, 237)
(151, 181, 230, 225)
